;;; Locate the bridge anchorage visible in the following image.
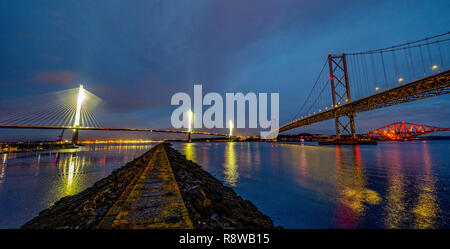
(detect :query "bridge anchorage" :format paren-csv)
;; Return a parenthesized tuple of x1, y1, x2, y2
(368, 122, 450, 141)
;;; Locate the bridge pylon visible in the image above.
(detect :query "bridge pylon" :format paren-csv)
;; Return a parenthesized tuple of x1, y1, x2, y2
(72, 129, 79, 144)
(328, 53, 356, 138)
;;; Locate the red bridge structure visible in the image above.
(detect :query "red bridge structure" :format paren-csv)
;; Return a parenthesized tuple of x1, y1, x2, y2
(367, 122, 450, 141)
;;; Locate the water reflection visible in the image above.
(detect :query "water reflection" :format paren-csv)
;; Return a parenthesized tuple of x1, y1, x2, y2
(184, 143, 196, 162)
(384, 144, 407, 228)
(382, 142, 439, 228)
(0, 142, 447, 228)
(51, 152, 86, 197)
(334, 146, 381, 228)
(412, 142, 437, 228)
(0, 154, 7, 184)
(224, 142, 238, 186)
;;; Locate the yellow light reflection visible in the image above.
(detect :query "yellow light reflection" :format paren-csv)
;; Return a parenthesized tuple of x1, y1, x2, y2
(335, 146, 381, 227)
(383, 146, 406, 229)
(0, 153, 7, 184)
(412, 143, 437, 229)
(184, 142, 196, 162)
(224, 142, 238, 186)
(56, 152, 86, 196)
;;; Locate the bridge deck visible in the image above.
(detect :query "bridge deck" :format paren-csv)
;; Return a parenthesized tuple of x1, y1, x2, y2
(280, 69, 450, 133)
(0, 124, 234, 137)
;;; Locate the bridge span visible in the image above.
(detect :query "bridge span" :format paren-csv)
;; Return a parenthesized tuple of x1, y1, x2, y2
(280, 69, 450, 133)
(0, 124, 236, 138)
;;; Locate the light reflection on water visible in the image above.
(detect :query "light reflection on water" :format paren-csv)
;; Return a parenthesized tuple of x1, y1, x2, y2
(0, 141, 448, 228)
(173, 141, 449, 228)
(0, 143, 155, 228)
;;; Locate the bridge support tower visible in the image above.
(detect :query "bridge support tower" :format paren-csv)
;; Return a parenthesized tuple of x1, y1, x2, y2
(328, 54, 356, 138)
(72, 129, 79, 144)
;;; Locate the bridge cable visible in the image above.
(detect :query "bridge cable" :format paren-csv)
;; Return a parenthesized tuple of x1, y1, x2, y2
(419, 45, 427, 76)
(380, 52, 388, 88)
(291, 59, 328, 121)
(370, 53, 378, 92)
(437, 42, 444, 68)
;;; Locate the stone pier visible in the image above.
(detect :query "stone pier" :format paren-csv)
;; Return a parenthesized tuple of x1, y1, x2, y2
(21, 143, 275, 229)
(98, 144, 193, 228)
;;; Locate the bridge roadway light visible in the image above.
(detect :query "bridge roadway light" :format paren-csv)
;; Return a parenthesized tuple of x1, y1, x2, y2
(398, 77, 404, 83)
(432, 65, 438, 71)
(375, 86, 380, 92)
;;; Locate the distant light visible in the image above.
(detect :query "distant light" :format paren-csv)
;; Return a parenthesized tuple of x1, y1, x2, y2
(330, 76, 333, 81)
(432, 65, 438, 70)
(375, 86, 380, 91)
(398, 77, 404, 83)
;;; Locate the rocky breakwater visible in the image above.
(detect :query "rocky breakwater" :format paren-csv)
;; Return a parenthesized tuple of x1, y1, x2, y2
(164, 143, 276, 229)
(21, 143, 276, 229)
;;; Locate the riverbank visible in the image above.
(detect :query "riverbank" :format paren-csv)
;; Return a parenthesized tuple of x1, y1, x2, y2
(21, 143, 275, 229)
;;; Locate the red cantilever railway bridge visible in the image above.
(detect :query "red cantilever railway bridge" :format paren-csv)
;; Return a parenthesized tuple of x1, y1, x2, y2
(367, 122, 450, 140)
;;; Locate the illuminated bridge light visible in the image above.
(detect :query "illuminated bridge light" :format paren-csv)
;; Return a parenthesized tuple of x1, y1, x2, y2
(229, 120, 233, 137)
(398, 77, 404, 83)
(187, 110, 193, 132)
(432, 65, 438, 70)
(74, 84, 86, 128)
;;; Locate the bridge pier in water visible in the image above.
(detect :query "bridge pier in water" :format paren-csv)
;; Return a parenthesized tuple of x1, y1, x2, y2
(71, 129, 79, 144)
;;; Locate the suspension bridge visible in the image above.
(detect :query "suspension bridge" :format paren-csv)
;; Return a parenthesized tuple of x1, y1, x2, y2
(279, 32, 450, 139)
(0, 32, 449, 143)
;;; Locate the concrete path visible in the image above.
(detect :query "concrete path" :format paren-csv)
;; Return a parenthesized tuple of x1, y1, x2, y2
(98, 144, 193, 229)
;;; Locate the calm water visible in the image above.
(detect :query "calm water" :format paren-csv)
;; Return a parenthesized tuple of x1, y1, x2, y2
(0, 141, 449, 228)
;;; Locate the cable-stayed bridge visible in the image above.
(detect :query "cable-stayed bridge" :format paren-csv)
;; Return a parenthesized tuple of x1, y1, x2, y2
(280, 32, 450, 138)
(0, 85, 235, 143)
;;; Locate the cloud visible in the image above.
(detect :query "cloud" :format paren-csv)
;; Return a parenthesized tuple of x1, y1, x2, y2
(32, 71, 79, 84)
